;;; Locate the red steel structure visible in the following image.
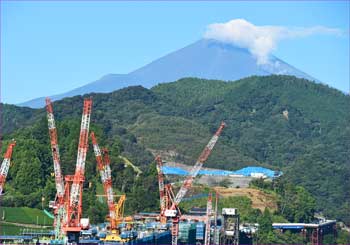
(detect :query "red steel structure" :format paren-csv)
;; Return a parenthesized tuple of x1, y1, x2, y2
(0, 140, 16, 195)
(46, 98, 65, 199)
(45, 98, 66, 240)
(155, 155, 167, 224)
(66, 98, 92, 235)
(165, 121, 226, 245)
(90, 132, 117, 230)
(173, 122, 226, 206)
(101, 148, 116, 224)
(213, 191, 219, 245)
(46, 97, 92, 242)
(204, 192, 213, 245)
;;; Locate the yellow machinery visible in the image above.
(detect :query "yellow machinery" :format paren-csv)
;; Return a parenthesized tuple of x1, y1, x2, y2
(90, 133, 135, 242)
(114, 194, 126, 228)
(103, 194, 135, 242)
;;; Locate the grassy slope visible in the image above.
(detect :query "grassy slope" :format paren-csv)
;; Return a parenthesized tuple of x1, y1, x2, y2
(0, 207, 53, 225)
(0, 206, 53, 235)
(0, 223, 51, 235)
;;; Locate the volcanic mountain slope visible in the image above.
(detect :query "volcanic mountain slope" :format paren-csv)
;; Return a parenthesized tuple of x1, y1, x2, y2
(20, 39, 316, 108)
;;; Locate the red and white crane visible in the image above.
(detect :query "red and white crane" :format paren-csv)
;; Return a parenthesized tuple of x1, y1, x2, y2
(173, 122, 225, 206)
(45, 98, 66, 240)
(204, 192, 213, 245)
(46, 97, 93, 243)
(155, 155, 167, 224)
(155, 155, 181, 224)
(90, 132, 117, 230)
(0, 140, 16, 195)
(46, 98, 65, 199)
(101, 148, 114, 218)
(165, 121, 226, 245)
(66, 98, 92, 232)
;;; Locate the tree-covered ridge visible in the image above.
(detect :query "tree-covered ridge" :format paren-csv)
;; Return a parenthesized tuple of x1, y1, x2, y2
(1, 75, 349, 225)
(0, 103, 39, 134)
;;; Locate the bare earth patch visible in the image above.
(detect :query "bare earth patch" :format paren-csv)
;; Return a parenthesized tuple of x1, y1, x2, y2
(214, 187, 277, 211)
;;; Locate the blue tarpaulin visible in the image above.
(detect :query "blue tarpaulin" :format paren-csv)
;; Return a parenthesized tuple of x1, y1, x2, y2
(162, 166, 282, 178)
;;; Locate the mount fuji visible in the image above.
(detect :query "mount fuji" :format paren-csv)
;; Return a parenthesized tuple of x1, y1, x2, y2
(20, 39, 316, 108)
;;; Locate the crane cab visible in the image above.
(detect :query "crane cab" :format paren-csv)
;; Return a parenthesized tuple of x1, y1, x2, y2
(165, 209, 177, 217)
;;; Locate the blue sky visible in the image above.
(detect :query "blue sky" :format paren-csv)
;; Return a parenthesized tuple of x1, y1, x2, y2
(1, 1, 349, 104)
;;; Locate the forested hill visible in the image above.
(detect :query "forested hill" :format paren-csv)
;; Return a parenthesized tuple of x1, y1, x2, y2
(1, 75, 349, 224)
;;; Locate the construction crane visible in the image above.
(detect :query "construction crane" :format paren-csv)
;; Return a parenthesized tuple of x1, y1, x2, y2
(102, 148, 128, 229)
(155, 156, 167, 224)
(46, 97, 93, 243)
(45, 98, 66, 240)
(65, 98, 92, 242)
(113, 194, 126, 227)
(204, 192, 213, 245)
(0, 140, 16, 195)
(165, 121, 226, 245)
(90, 132, 117, 230)
(155, 156, 182, 226)
(91, 132, 128, 241)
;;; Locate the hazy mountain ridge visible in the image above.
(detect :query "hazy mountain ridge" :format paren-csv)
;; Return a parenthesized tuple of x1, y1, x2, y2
(20, 39, 317, 108)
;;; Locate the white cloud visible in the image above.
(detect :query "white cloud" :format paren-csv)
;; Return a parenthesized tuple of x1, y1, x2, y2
(204, 19, 344, 65)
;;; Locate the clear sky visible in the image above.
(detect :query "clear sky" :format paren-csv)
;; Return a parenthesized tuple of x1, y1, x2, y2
(1, 1, 349, 104)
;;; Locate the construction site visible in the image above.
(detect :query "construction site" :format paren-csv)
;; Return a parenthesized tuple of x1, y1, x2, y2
(0, 98, 337, 245)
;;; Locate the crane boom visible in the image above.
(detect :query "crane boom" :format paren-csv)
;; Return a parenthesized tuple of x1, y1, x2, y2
(45, 98, 65, 199)
(90, 132, 108, 184)
(101, 148, 113, 205)
(64, 98, 92, 232)
(173, 122, 225, 205)
(155, 156, 166, 213)
(103, 150, 126, 229)
(0, 141, 16, 195)
(70, 98, 92, 206)
(90, 132, 117, 229)
(114, 194, 126, 222)
(45, 97, 93, 242)
(45, 98, 67, 240)
(168, 122, 225, 245)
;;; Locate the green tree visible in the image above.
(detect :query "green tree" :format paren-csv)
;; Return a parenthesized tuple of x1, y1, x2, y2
(336, 230, 350, 244)
(87, 199, 108, 224)
(15, 156, 42, 195)
(126, 162, 159, 214)
(258, 209, 273, 234)
(276, 180, 315, 223)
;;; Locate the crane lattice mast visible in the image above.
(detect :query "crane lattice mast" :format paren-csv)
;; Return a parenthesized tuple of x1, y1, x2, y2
(101, 148, 114, 212)
(45, 98, 67, 239)
(0, 141, 16, 195)
(204, 192, 213, 245)
(155, 156, 167, 223)
(46, 98, 65, 199)
(67, 98, 92, 228)
(213, 191, 219, 245)
(167, 121, 226, 245)
(90, 132, 117, 229)
(173, 122, 226, 206)
(114, 194, 126, 225)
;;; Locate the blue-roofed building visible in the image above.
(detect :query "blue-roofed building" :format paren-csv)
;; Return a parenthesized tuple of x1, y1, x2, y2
(162, 165, 282, 178)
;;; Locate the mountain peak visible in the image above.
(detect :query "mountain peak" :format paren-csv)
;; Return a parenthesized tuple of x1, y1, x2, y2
(20, 39, 317, 108)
